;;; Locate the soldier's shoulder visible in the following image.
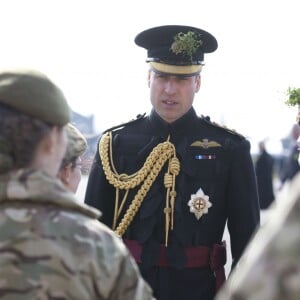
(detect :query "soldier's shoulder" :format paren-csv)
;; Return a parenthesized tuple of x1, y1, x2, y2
(200, 115, 246, 139)
(103, 113, 147, 134)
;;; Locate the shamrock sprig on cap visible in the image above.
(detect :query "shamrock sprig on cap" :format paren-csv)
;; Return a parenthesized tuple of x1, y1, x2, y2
(170, 31, 202, 60)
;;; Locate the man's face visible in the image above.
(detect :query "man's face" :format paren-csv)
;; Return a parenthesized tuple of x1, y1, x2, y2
(148, 70, 201, 123)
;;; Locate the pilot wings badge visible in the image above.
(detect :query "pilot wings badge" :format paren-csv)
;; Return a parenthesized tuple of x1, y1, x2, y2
(190, 139, 221, 149)
(188, 188, 212, 220)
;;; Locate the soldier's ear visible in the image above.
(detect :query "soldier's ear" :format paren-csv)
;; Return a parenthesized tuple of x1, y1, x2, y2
(39, 130, 55, 155)
(43, 126, 62, 154)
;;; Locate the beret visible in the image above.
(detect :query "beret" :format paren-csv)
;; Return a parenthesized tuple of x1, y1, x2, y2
(0, 70, 70, 126)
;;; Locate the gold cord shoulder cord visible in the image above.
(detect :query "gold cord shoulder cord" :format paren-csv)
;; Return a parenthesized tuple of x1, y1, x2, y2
(99, 131, 180, 246)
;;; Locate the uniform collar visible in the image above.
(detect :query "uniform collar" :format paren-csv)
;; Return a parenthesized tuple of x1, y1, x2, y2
(149, 107, 198, 140)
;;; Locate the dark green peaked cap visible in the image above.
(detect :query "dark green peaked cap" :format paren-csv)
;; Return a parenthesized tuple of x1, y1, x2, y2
(0, 70, 70, 126)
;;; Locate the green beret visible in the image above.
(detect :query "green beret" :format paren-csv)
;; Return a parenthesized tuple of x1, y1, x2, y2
(61, 123, 87, 168)
(0, 69, 70, 126)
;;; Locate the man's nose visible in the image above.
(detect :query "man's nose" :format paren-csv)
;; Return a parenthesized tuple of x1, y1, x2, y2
(164, 80, 177, 94)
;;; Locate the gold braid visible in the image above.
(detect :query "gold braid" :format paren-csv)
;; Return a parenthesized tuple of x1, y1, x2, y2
(99, 131, 180, 246)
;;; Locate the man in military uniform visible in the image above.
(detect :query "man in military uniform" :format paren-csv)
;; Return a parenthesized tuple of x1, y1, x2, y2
(280, 123, 300, 185)
(85, 25, 260, 300)
(255, 141, 275, 209)
(0, 70, 154, 300)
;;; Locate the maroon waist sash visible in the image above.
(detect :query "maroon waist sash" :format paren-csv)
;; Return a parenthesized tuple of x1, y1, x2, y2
(123, 239, 227, 292)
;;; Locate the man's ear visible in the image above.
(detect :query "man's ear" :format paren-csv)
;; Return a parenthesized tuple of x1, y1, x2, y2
(195, 75, 201, 92)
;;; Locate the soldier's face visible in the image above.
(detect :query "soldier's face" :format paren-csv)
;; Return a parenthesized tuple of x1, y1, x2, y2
(148, 70, 200, 123)
(58, 156, 82, 193)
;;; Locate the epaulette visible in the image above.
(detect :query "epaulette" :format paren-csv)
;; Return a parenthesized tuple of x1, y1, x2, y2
(103, 113, 146, 134)
(201, 115, 245, 138)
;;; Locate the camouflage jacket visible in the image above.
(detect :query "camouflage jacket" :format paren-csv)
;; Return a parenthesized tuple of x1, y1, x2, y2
(215, 173, 300, 300)
(0, 169, 154, 300)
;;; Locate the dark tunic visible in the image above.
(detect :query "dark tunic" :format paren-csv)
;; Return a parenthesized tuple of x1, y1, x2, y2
(255, 150, 275, 209)
(85, 108, 260, 300)
(280, 143, 300, 183)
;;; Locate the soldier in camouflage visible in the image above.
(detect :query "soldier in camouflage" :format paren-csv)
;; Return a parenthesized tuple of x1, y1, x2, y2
(0, 70, 154, 300)
(58, 122, 88, 193)
(215, 123, 300, 300)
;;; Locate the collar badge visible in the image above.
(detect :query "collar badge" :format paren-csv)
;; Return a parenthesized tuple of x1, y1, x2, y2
(188, 188, 212, 220)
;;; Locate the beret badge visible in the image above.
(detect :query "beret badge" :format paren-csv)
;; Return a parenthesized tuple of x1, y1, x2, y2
(170, 31, 203, 60)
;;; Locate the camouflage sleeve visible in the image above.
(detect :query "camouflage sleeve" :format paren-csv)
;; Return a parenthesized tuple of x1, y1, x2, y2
(0, 205, 155, 300)
(215, 174, 300, 300)
(92, 222, 155, 300)
(110, 249, 154, 300)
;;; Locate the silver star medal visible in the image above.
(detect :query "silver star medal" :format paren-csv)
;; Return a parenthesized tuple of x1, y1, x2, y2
(188, 188, 212, 220)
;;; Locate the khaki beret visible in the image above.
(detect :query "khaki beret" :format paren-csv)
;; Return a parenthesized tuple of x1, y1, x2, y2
(61, 123, 87, 168)
(0, 69, 70, 126)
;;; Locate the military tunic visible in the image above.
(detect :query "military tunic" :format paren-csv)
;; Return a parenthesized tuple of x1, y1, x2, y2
(85, 107, 260, 300)
(0, 169, 154, 300)
(255, 149, 275, 209)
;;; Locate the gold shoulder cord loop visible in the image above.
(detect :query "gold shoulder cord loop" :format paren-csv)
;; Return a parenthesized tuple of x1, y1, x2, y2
(99, 131, 180, 246)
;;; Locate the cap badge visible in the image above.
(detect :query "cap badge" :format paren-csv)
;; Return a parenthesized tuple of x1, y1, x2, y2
(188, 188, 212, 220)
(170, 31, 202, 59)
(190, 139, 222, 149)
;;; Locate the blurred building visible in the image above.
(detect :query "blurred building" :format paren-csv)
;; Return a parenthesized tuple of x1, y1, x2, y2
(71, 111, 95, 134)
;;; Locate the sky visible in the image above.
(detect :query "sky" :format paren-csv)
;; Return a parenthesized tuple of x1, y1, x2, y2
(1, 0, 300, 154)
